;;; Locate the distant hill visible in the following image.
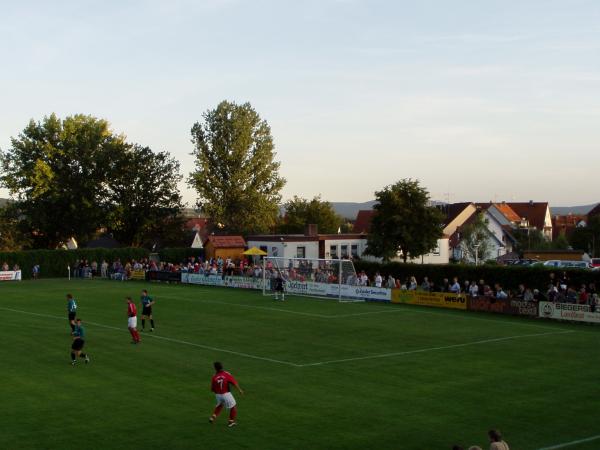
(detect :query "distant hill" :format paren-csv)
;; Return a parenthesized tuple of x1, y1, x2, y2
(550, 204, 598, 216)
(2, 197, 597, 220)
(331, 201, 600, 220)
(330, 201, 377, 219)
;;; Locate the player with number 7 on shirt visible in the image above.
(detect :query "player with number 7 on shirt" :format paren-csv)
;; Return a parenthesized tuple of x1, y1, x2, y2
(209, 361, 244, 427)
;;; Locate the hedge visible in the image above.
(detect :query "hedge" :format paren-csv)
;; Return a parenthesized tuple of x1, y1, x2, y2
(353, 260, 600, 293)
(0, 247, 203, 280)
(157, 248, 204, 264)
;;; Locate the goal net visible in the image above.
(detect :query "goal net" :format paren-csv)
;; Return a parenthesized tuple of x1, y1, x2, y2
(262, 257, 363, 302)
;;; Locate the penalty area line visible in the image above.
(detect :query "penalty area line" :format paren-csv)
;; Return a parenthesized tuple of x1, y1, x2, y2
(537, 434, 600, 450)
(299, 330, 576, 367)
(0, 306, 301, 368)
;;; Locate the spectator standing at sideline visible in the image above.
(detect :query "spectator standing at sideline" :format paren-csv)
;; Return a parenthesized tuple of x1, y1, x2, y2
(32, 264, 40, 280)
(420, 277, 431, 291)
(449, 277, 461, 293)
(374, 272, 382, 288)
(386, 275, 396, 289)
(468, 281, 479, 298)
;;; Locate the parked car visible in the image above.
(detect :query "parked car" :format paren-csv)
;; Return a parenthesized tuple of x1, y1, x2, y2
(591, 258, 600, 268)
(542, 260, 591, 269)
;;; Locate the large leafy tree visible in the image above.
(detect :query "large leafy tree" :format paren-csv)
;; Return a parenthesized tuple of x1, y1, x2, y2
(0, 203, 31, 251)
(0, 114, 123, 247)
(189, 101, 285, 235)
(107, 145, 183, 246)
(459, 213, 492, 263)
(366, 179, 444, 262)
(1, 114, 184, 248)
(570, 215, 600, 257)
(279, 195, 343, 234)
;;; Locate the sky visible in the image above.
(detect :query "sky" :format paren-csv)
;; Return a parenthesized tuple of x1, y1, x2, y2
(1, 0, 599, 207)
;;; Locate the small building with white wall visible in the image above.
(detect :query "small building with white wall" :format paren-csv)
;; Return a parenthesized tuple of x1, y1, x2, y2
(247, 226, 368, 260)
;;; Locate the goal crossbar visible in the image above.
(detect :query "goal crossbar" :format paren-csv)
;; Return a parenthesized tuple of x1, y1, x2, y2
(262, 256, 362, 302)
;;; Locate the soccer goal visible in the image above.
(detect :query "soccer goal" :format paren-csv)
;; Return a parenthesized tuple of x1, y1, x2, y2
(262, 257, 363, 302)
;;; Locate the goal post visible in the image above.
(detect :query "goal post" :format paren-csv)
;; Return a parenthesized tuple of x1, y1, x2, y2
(262, 257, 363, 302)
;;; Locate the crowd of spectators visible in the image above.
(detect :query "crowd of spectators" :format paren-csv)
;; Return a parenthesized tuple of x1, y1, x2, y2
(62, 257, 599, 309)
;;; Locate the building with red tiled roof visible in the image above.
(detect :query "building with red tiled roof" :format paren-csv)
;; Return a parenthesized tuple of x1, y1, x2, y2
(552, 214, 587, 240)
(506, 202, 552, 239)
(353, 210, 375, 233)
(203, 235, 246, 260)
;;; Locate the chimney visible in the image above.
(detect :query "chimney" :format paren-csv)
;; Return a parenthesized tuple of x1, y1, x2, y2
(305, 224, 318, 236)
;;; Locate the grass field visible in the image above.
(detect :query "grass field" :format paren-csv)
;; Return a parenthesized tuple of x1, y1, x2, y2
(1, 279, 599, 450)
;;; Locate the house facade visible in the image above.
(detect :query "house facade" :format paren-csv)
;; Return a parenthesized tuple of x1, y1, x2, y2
(246, 233, 368, 261)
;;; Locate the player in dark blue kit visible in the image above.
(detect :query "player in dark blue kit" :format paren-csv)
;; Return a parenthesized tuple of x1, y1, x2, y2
(70, 318, 90, 365)
(140, 289, 156, 332)
(66, 293, 77, 333)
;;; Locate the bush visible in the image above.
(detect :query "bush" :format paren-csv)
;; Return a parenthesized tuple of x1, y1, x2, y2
(354, 260, 600, 292)
(0, 248, 149, 279)
(157, 247, 204, 264)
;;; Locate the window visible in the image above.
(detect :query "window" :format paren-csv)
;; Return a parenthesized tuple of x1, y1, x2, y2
(297, 246, 306, 258)
(341, 245, 349, 258)
(330, 245, 338, 258)
(351, 244, 358, 257)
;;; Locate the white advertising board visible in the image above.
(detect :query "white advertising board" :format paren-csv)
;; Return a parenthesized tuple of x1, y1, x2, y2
(539, 301, 600, 324)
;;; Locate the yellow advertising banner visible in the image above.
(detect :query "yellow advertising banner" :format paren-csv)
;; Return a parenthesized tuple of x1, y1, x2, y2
(391, 290, 467, 310)
(130, 270, 146, 280)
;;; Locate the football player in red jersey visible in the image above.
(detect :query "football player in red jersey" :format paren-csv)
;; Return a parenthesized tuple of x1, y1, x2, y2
(209, 361, 244, 427)
(126, 297, 141, 344)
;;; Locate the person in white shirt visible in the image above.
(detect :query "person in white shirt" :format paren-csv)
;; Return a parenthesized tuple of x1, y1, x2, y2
(374, 272, 382, 288)
(468, 281, 479, 298)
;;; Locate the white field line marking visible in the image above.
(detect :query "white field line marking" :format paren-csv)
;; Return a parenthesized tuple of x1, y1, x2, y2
(0, 307, 301, 367)
(158, 294, 562, 329)
(299, 330, 576, 367)
(538, 434, 600, 450)
(160, 295, 410, 319)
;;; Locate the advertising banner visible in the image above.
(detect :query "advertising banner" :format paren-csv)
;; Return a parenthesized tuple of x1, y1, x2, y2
(285, 280, 329, 297)
(130, 270, 146, 281)
(468, 297, 516, 314)
(223, 276, 265, 290)
(509, 300, 538, 317)
(391, 290, 467, 310)
(182, 273, 224, 287)
(147, 271, 181, 283)
(539, 301, 600, 324)
(0, 270, 21, 281)
(333, 285, 391, 302)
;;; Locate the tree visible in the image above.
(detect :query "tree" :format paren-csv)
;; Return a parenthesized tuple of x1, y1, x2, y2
(189, 101, 285, 235)
(0, 204, 31, 251)
(513, 228, 548, 253)
(279, 195, 343, 234)
(366, 179, 444, 262)
(570, 216, 600, 257)
(0, 114, 126, 247)
(459, 213, 492, 263)
(107, 145, 183, 246)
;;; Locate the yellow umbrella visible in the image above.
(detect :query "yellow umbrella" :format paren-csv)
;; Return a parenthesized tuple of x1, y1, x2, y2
(243, 246, 267, 256)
